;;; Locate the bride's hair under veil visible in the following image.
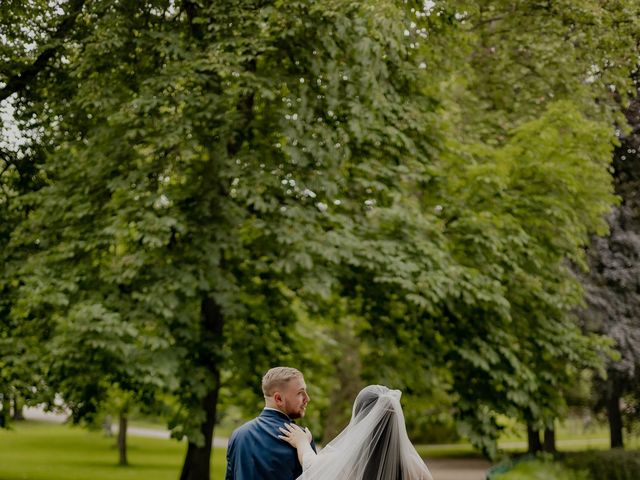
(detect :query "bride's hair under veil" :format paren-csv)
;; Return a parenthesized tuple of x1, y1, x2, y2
(298, 385, 433, 480)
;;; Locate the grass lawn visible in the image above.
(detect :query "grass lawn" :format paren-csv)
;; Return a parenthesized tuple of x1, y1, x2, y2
(416, 442, 483, 459)
(496, 418, 640, 453)
(415, 419, 640, 460)
(0, 421, 227, 480)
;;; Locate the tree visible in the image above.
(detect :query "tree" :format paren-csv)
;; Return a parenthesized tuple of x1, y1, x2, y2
(0, 0, 86, 428)
(5, 1, 445, 478)
(580, 89, 640, 449)
(412, 0, 640, 455)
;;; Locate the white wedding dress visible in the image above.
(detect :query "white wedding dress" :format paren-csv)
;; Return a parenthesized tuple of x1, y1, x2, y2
(296, 385, 433, 480)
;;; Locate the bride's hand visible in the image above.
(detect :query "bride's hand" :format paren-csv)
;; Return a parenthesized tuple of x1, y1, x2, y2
(278, 423, 312, 448)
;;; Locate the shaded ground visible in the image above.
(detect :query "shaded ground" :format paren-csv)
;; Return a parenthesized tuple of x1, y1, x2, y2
(427, 458, 491, 480)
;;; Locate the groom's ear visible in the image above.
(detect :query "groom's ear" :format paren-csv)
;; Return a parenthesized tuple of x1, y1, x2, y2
(273, 391, 283, 405)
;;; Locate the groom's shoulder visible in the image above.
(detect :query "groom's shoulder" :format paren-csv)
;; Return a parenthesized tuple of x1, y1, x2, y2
(230, 415, 262, 440)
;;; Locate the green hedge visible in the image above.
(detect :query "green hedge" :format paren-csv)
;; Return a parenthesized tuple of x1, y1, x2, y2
(562, 449, 640, 480)
(490, 460, 588, 480)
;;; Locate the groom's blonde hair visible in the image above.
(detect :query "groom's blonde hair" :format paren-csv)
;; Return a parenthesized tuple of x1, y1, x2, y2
(262, 367, 303, 397)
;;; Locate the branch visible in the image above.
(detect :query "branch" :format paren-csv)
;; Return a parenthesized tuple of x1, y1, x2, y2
(0, 155, 14, 205)
(181, 0, 203, 39)
(0, 160, 11, 179)
(466, 15, 508, 31)
(0, 0, 86, 102)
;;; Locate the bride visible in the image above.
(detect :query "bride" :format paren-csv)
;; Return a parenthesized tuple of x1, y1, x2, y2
(279, 385, 433, 480)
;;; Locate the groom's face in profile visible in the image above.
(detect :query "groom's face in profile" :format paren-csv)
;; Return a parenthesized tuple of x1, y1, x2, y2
(276, 376, 310, 419)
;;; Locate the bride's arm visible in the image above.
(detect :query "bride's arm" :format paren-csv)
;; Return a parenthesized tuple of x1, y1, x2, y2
(278, 423, 316, 469)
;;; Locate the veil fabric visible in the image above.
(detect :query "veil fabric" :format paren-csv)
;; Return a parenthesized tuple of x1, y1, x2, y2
(298, 385, 433, 480)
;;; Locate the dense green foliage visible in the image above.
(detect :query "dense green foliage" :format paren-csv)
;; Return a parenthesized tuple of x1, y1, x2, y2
(407, 0, 640, 454)
(2, 1, 640, 475)
(563, 450, 640, 480)
(492, 459, 588, 480)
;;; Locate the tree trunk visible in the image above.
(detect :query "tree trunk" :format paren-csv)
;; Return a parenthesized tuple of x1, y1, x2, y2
(179, 386, 220, 480)
(322, 325, 363, 442)
(11, 396, 24, 421)
(0, 397, 9, 428)
(607, 379, 624, 449)
(179, 297, 224, 480)
(527, 423, 542, 454)
(543, 426, 556, 454)
(118, 414, 128, 466)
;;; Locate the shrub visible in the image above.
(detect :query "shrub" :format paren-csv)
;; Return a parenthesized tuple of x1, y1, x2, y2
(490, 460, 588, 480)
(562, 449, 640, 480)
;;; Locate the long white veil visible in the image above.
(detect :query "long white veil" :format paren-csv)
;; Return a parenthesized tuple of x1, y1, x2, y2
(299, 385, 433, 480)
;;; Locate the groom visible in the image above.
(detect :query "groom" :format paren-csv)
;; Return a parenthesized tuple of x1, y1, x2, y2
(225, 367, 315, 480)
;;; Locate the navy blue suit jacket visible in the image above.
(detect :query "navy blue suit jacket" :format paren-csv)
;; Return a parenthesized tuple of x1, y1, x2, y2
(225, 409, 315, 480)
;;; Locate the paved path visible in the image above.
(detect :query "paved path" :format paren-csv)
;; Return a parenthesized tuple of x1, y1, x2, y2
(427, 458, 491, 480)
(23, 406, 68, 423)
(22, 406, 230, 447)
